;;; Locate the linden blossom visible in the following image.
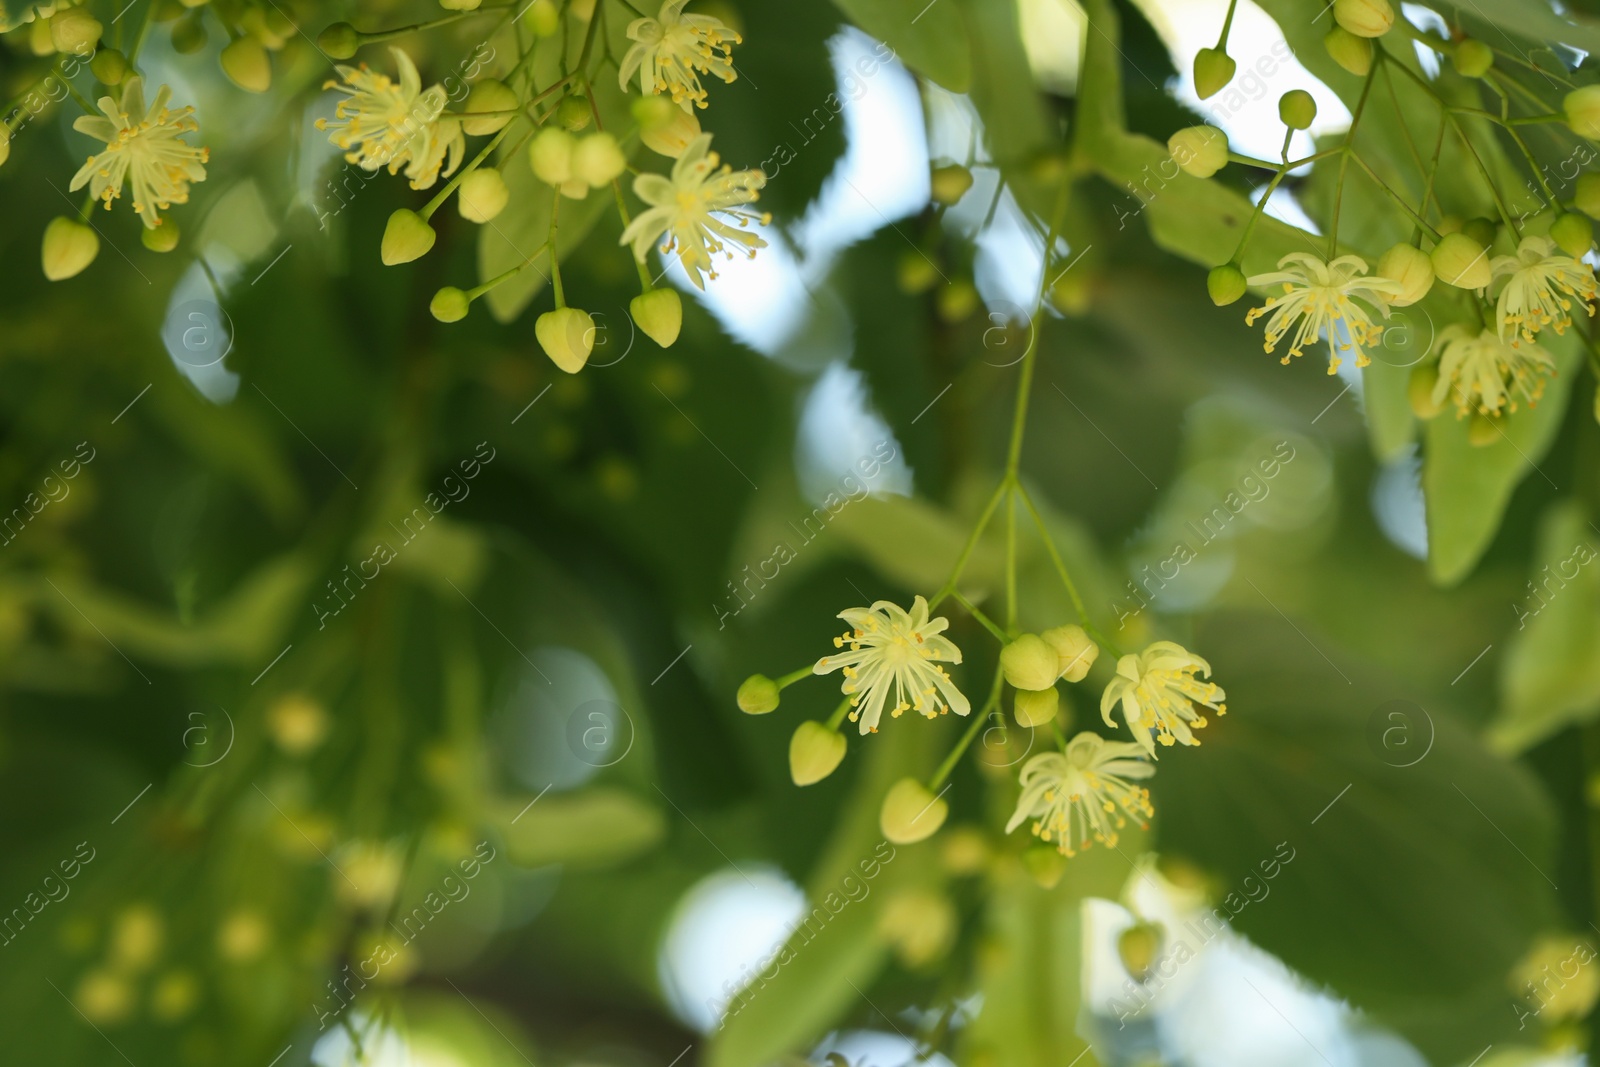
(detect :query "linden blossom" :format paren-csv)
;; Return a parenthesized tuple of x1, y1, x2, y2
(312, 442, 496, 629)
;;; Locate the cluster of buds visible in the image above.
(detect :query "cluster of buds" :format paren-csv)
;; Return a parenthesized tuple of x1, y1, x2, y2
(1000, 626, 1099, 729)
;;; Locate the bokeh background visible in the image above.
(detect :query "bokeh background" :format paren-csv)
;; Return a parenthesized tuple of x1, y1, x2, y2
(0, 0, 1598, 1065)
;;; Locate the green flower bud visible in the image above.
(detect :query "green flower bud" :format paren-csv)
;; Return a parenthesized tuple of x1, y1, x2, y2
(1001, 634, 1060, 692)
(0, 126, 10, 169)
(430, 287, 471, 323)
(524, 0, 560, 36)
(1041, 624, 1099, 681)
(1207, 263, 1248, 306)
(1279, 89, 1317, 130)
(1013, 687, 1059, 729)
(1377, 242, 1434, 306)
(639, 103, 700, 158)
(1023, 845, 1066, 888)
(317, 22, 360, 60)
(1551, 212, 1594, 258)
(1323, 27, 1372, 76)
(1468, 414, 1501, 447)
(462, 79, 517, 136)
(789, 722, 846, 786)
(1333, 0, 1393, 37)
(380, 209, 436, 265)
(631, 288, 683, 348)
(1462, 216, 1496, 247)
(736, 673, 779, 714)
(528, 126, 575, 186)
(1435, 214, 1463, 235)
(220, 37, 271, 93)
(50, 8, 102, 55)
(536, 307, 595, 373)
(457, 168, 509, 223)
(573, 132, 625, 187)
(1566, 85, 1600, 140)
(91, 48, 129, 85)
(556, 95, 592, 132)
(1192, 47, 1235, 100)
(1452, 38, 1493, 78)
(141, 221, 179, 253)
(41, 217, 99, 281)
(1578, 174, 1600, 220)
(1118, 921, 1164, 982)
(880, 777, 947, 844)
(930, 163, 973, 205)
(439, 0, 482, 10)
(1168, 125, 1228, 178)
(1408, 361, 1442, 419)
(170, 10, 207, 54)
(1430, 232, 1491, 289)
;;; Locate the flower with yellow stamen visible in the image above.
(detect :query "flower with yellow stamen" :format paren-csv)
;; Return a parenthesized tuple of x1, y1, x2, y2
(0, 0, 73, 32)
(1006, 733, 1154, 857)
(619, 133, 768, 289)
(316, 47, 463, 190)
(813, 595, 969, 735)
(1245, 253, 1403, 374)
(618, 0, 741, 111)
(68, 78, 207, 230)
(1491, 235, 1597, 346)
(1429, 324, 1556, 418)
(1100, 641, 1226, 756)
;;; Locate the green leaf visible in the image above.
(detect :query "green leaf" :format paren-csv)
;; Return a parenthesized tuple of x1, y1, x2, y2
(493, 788, 666, 869)
(1423, 334, 1580, 585)
(830, 0, 972, 92)
(826, 489, 1005, 594)
(27, 552, 314, 668)
(1435, 0, 1600, 57)
(706, 712, 944, 1067)
(961, 835, 1138, 1067)
(1491, 498, 1600, 752)
(1159, 612, 1559, 1062)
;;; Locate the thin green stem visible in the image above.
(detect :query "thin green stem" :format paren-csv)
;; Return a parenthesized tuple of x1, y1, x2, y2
(549, 186, 566, 306)
(357, 6, 506, 45)
(128, 0, 157, 67)
(950, 590, 1007, 644)
(421, 123, 514, 219)
(928, 670, 1004, 789)
(1347, 152, 1441, 239)
(1448, 112, 1520, 235)
(464, 241, 551, 300)
(1328, 62, 1379, 258)
(826, 696, 852, 731)
(777, 665, 814, 689)
(1005, 490, 1018, 632)
(928, 479, 1009, 610)
(1215, 0, 1239, 48)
